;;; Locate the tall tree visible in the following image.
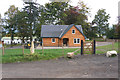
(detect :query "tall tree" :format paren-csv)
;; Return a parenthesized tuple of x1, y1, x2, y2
(34, 5, 46, 40)
(0, 14, 2, 39)
(23, 1, 39, 42)
(43, 2, 69, 25)
(4, 5, 19, 47)
(62, 0, 90, 37)
(92, 9, 110, 37)
(13, 11, 30, 43)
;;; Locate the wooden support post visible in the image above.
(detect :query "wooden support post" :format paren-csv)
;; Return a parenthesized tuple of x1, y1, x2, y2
(22, 44, 24, 55)
(62, 43, 64, 57)
(42, 42, 44, 55)
(2, 41, 4, 56)
(93, 40, 96, 54)
(112, 39, 114, 50)
(81, 40, 83, 55)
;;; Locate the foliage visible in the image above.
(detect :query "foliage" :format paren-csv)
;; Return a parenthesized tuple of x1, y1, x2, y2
(13, 11, 30, 43)
(63, 0, 90, 25)
(23, 2, 39, 42)
(85, 23, 97, 40)
(106, 25, 119, 39)
(43, 2, 69, 25)
(4, 5, 19, 46)
(62, 0, 91, 37)
(34, 5, 46, 40)
(92, 9, 110, 37)
(2, 1, 91, 42)
(0, 14, 2, 38)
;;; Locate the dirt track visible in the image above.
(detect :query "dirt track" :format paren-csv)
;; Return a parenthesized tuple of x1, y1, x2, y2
(2, 54, 118, 78)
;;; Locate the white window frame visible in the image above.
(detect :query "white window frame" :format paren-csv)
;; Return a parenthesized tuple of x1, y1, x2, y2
(73, 38, 80, 44)
(51, 38, 55, 43)
(72, 29, 75, 34)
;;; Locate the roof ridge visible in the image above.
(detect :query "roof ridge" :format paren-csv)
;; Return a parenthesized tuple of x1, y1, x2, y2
(59, 24, 74, 38)
(59, 25, 70, 38)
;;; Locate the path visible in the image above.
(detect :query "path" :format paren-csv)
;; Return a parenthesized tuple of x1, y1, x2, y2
(36, 42, 113, 49)
(4, 42, 113, 49)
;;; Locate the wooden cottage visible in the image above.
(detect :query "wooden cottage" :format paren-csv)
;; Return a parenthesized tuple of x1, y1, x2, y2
(41, 24, 86, 47)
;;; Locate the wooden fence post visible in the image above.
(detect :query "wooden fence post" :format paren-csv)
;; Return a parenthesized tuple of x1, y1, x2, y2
(112, 39, 114, 50)
(22, 44, 24, 55)
(81, 40, 84, 55)
(2, 41, 4, 56)
(62, 43, 64, 57)
(93, 40, 96, 54)
(42, 42, 44, 55)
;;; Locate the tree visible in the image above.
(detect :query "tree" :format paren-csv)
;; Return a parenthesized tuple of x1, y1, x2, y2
(106, 25, 119, 39)
(84, 23, 97, 40)
(0, 14, 2, 40)
(117, 16, 120, 39)
(13, 11, 30, 43)
(92, 9, 110, 37)
(4, 5, 19, 47)
(34, 2, 70, 40)
(62, 0, 90, 37)
(43, 2, 69, 25)
(23, 1, 39, 42)
(34, 5, 46, 40)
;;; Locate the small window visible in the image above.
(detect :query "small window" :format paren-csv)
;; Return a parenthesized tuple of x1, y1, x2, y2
(74, 39, 76, 43)
(72, 29, 75, 34)
(74, 38, 80, 44)
(77, 39, 80, 43)
(52, 38, 55, 43)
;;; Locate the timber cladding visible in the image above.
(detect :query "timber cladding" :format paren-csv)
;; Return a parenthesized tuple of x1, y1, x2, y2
(61, 25, 85, 47)
(42, 25, 85, 47)
(43, 38, 59, 47)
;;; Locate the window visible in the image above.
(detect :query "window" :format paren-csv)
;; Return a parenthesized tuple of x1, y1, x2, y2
(52, 38, 55, 43)
(72, 29, 75, 34)
(77, 39, 80, 43)
(74, 39, 76, 43)
(74, 38, 80, 44)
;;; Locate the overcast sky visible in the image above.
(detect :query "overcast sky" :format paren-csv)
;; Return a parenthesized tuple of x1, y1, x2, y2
(0, 0, 119, 26)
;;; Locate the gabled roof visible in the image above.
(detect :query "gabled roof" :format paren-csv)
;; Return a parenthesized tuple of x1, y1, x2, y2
(41, 24, 86, 39)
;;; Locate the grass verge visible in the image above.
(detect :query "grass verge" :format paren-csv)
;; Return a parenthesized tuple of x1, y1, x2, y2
(1, 42, 118, 63)
(2, 48, 79, 63)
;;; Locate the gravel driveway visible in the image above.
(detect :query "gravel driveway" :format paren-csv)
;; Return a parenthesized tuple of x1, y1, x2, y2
(2, 54, 118, 78)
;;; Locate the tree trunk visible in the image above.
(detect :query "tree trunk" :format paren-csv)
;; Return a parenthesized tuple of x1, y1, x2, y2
(22, 37, 25, 44)
(11, 30, 14, 48)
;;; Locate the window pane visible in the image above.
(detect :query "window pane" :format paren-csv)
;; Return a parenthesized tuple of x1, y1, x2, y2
(52, 38, 55, 42)
(77, 39, 80, 43)
(74, 39, 76, 43)
(72, 30, 75, 33)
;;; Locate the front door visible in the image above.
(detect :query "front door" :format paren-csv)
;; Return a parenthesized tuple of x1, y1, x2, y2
(63, 38, 69, 46)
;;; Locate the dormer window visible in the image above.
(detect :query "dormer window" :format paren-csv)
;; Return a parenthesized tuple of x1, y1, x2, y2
(72, 29, 75, 34)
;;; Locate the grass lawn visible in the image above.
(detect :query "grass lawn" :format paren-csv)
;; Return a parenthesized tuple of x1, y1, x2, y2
(1, 42, 118, 63)
(2, 48, 80, 63)
(96, 42, 118, 54)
